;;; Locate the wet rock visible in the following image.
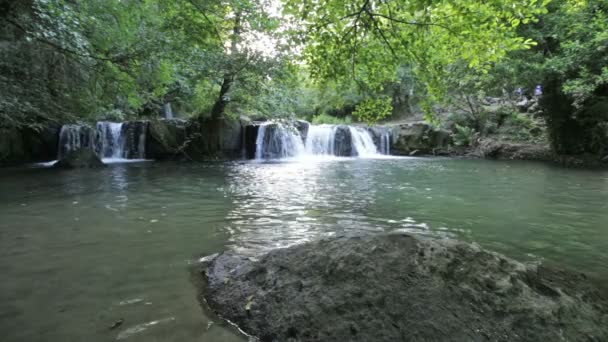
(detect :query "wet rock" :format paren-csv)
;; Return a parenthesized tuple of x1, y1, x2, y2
(294, 120, 310, 142)
(22, 123, 61, 162)
(0, 126, 26, 164)
(333, 125, 353, 156)
(121, 121, 148, 159)
(472, 139, 552, 161)
(58, 124, 95, 159)
(200, 233, 608, 342)
(0, 123, 60, 165)
(54, 148, 105, 169)
(244, 124, 261, 159)
(390, 122, 451, 156)
(183, 117, 247, 160)
(146, 119, 187, 160)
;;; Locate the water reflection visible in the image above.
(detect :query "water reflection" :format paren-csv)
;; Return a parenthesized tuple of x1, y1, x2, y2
(223, 159, 433, 254)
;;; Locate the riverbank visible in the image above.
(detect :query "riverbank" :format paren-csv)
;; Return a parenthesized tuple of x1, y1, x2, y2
(200, 233, 608, 342)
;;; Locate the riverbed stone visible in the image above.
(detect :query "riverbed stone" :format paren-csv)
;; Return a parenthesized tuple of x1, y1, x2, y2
(54, 147, 105, 168)
(200, 233, 608, 342)
(390, 122, 451, 156)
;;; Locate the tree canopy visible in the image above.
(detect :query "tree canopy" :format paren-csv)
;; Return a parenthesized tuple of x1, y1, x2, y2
(1, 0, 607, 155)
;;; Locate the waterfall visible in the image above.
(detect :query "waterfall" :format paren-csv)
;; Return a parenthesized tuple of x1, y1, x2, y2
(163, 103, 173, 119)
(95, 122, 124, 158)
(58, 125, 94, 159)
(349, 126, 379, 157)
(304, 125, 337, 156)
(255, 122, 305, 160)
(380, 131, 391, 155)
(253, 121, 388, 160)
(57, 121, 147, 160)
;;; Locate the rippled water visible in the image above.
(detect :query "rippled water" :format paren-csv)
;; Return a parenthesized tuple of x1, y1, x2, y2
(1, 158, 608, 341)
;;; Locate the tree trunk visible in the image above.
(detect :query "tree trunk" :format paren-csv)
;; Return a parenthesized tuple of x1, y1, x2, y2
(211, 11, 241, 119)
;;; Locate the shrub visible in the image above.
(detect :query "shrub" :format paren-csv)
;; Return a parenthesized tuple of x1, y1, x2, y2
(453, 124, 477, 147)
(311, 113, 353, 125)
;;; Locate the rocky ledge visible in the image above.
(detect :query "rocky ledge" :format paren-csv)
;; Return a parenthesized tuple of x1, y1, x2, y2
(200, 233, 608, 342)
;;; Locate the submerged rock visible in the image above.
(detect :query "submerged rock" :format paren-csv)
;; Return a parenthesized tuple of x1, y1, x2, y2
(54, 148, 105, 168)
(200, 233, 608, 342)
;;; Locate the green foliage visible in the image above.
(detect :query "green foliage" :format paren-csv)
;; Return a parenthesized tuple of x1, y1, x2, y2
(1, 0, 606, 158)
(453, 124, 477, 147)
(311, 113, 353, 125)
(283, 0, 549, 122)
(352, 98, 392, 125)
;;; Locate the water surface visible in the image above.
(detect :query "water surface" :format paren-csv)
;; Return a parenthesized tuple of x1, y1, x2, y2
(1, 158, 607, 341)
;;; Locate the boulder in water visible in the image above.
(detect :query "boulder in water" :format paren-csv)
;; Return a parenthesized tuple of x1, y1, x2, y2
(54, 148, 105, 168)
(333, 125, 353, 156)
(200, 233, 608, 342)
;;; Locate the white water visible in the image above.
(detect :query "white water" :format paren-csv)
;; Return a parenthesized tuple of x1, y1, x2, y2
(96, 122, 125, 158)
(255, 122, 305, 160)
(349, 126, 379, 157)
(380, 131, 391, 155)
(57, 121, 147, 161)
(58, 124, 92, 159)
(255, 122, 386, 160)
(304, 125, 337, 156)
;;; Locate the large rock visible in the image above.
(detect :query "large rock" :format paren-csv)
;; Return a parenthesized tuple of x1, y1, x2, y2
(22, 123, 61, 162)
(183, 117, 247, 160)
(390, 122, 451, 156)
(244, 124, 261, 159)
(121, 121, 148, 159)
(333, 125, 353, 156)
(200, 233, 608, 342)
(58, 124, 95, 159)
(0, 126, 27, 164)
(472, 139, 553, 161)
(0, 123, 60, 165)
(146, 119, 187, 160)
(294, 120, 310, 142)
(54, 148, 105, 168)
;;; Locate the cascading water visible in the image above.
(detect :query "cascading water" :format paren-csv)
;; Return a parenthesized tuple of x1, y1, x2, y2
(95, 122, 125, 158)
(254, 121, 389, 160)
(304, 125, 337, 156)
(255, 122, 305, 160)
(57, 121, 147, 161)
(380, 131, 391, 155)
(349, 126, 379, 157)
(58, 125, 94, 159)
